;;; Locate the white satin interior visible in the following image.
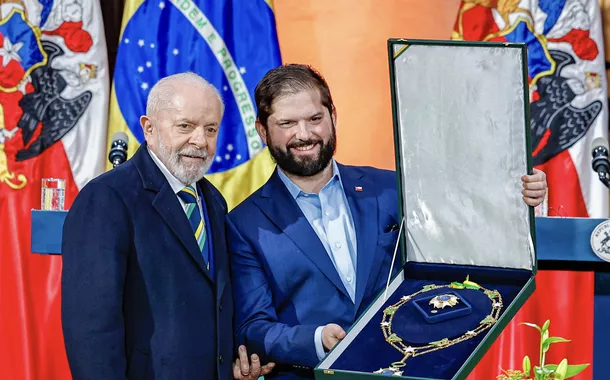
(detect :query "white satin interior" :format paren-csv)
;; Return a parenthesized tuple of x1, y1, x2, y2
(393, 43, 534, 270)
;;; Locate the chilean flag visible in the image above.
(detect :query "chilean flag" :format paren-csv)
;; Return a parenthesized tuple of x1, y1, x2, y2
(453, 1, 607, 379)
(0, 2, 109, 379)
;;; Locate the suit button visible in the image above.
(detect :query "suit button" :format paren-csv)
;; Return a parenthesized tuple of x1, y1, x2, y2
(219, 355, 223, 364)
(219, 303, 223, 312)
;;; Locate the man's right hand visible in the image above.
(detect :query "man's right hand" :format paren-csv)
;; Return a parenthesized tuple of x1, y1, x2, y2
(321, 323, 346, 351)
(233, 345, 275, 380)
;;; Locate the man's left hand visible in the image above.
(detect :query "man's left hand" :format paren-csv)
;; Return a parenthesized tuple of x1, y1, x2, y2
(521, 168, 547, 207)
(233, 345, 275, 380)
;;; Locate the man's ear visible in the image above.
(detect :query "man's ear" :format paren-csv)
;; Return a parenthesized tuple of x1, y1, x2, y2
(255, 120, 268, 145)
(140, 115, 153, 138)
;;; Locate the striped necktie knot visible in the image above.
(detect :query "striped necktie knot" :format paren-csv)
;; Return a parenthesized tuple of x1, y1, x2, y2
(178, 185, 198, 204)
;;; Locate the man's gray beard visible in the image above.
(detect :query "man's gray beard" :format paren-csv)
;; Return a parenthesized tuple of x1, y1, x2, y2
(156, 136, 214, 185)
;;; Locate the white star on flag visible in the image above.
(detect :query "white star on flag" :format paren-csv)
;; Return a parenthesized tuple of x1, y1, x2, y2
(146, 61, 152, 68)
(239, 67, 246, 74)
(0, 37, 24, 67)
(159, 1, 165, 9)
(173, 49, 179, 55)
(141, 82, 149, 90)
(138, 39, 145, 47)
(137, 66, 144, 73)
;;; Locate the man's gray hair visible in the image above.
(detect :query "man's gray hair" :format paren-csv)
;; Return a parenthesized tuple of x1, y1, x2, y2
(146, 72, 225, 116)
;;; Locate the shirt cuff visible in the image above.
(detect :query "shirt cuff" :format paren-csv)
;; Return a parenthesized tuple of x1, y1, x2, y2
(314, 325, 326, 361)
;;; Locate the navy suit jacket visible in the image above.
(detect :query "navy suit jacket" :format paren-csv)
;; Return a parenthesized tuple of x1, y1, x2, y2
(61, 143, 234, 380)
(227, 164, 400, 379)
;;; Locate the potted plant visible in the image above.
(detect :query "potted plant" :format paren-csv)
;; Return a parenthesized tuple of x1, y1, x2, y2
(497, 320, 589, 380)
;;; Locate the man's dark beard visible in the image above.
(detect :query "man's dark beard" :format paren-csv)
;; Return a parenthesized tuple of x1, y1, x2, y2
(268, 131, 336, 177)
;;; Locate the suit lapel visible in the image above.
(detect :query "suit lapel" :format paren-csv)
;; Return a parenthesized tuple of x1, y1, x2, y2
(133, 142, 213, 282)
(152, 182, 213, 282)
(199, 179, 227, 300)
(338, 164, 379, 311)
(254, 171, 351, 300)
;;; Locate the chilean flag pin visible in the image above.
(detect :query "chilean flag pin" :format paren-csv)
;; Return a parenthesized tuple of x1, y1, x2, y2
(355, 186, 363, 192)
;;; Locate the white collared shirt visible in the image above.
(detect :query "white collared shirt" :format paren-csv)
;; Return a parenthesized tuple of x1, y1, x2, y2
(277, 159, 357, 361)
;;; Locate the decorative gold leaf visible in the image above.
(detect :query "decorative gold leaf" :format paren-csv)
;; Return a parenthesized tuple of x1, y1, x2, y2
(480, 315, 495, 324)
(450, 282, 465, 289)
(429, 338, 449, 346)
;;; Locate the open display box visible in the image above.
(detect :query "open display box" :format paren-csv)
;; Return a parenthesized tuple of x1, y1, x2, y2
(315, 39, 537, 379)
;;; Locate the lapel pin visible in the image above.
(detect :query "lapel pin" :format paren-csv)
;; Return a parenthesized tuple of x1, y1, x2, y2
(355, 186, 363, 192)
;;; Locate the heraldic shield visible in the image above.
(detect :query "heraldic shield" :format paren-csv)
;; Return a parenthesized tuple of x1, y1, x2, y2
(0, 6, 94, 191)
(0, 8, 48, 189)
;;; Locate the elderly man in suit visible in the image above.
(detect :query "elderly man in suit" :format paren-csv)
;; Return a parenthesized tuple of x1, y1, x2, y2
(61, 72, 273, 380)
(227, 64, 548, 379)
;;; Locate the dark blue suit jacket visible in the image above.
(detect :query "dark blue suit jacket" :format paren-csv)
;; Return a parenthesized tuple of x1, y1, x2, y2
(227, 164, 400, 379)
(61, 143, 233, 380)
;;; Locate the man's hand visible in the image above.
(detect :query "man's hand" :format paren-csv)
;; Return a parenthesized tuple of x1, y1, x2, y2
(233, 345, 275, 380)
(521, 168, 547, 207)
(322, 323, 346, 351)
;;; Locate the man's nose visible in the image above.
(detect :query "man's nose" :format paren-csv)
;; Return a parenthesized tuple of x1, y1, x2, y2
(294, 121, 312, 140)
(189, 127, 208, 148)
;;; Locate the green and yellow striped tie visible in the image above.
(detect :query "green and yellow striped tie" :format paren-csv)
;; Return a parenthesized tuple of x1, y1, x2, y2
(178, 186, 208, 269)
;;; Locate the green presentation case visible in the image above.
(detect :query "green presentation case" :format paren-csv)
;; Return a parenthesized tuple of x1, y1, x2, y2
(314, 39, 537, 380)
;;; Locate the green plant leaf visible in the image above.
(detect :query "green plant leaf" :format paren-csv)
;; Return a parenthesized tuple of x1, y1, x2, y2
(520, 322, 542, 332)
(544, 364, 589, 378)
(523, 355, 531, 376)
(544, 337, 570, 344)
(554, 358, 568, 380)
(541, 330, 550, 354)
(542, 337, 570, 353)
(542, 320, 550, 333)
(534, 366, 553, 375)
